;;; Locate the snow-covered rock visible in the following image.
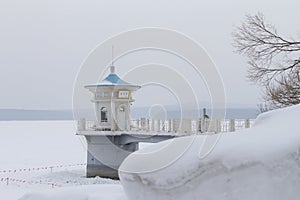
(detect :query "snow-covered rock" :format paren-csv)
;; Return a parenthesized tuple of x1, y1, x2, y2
(119, 104, 300, 200)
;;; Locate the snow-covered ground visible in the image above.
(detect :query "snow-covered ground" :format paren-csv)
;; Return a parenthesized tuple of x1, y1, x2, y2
(120, 104, 300, 200)
(0, 121, 119, 199)
(2, 104, 300, 199)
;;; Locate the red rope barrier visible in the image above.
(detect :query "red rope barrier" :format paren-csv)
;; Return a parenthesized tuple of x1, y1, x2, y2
(0, 163, 87, 174)
(0, 177, 63, 188)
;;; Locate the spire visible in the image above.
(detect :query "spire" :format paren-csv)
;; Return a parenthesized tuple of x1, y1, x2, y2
(111, 45, 114, 66)
(110, 45, 115, 74)
(110, 65, 115, 74)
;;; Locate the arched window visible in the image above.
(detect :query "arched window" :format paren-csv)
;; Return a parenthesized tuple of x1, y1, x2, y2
(119, 106, 125, 112)
(100, 107, 108, 122)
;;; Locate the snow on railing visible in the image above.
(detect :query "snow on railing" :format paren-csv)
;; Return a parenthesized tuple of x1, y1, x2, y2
(78, 118, 254, 133)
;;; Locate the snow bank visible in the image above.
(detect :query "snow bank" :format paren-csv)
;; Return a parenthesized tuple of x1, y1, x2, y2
(19, 185, 126, 200)
(119, 104, 300, 200)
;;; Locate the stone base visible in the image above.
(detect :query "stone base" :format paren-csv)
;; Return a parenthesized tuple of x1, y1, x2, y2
(86, 164, 119, 179)
(85, 135, 138, 179)
(84, 134, 173, 179)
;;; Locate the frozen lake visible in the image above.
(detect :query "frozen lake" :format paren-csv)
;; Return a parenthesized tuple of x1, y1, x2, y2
(0, 121, 119, 199)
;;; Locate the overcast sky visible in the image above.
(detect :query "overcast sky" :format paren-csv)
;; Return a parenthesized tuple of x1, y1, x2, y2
(1, 0, 299, 110)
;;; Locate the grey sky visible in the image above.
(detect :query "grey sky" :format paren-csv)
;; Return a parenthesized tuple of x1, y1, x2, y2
(0, 0, 299, 110)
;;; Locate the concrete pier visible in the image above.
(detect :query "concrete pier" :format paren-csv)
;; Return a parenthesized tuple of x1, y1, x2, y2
(84, 134, 173, 179)
(86, 135, 138, 178)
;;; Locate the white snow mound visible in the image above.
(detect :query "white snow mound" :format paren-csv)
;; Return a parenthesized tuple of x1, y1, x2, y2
(119, 104, 300, 200)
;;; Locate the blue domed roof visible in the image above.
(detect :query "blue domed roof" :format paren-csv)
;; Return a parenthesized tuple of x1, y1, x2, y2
(103, 73, 130, 85)
(85, 66, 140, 88)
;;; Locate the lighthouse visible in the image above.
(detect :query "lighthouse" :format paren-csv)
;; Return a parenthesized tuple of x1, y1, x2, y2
(77, 65, 176, 179)
(85, 65, 141, 132)
(76, 61, 252, 179)
(79, 65, 141, 178)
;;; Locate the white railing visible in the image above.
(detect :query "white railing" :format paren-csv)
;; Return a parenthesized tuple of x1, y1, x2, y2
(78, 118, 254, 134)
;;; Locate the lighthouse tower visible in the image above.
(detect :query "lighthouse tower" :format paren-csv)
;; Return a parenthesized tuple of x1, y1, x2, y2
(82, 65, 141, 178)
(77, 64, 174, 179)
(85, 65, 140, 132)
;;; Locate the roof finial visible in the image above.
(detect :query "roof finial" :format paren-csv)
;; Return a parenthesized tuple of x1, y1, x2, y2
(111, 45, 114, 66)
(110, 65, 115, 74)
(110, 45, 115, 74)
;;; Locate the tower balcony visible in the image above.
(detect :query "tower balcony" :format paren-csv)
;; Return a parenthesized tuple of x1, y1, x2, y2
(79, 120, 112, 131)
(77, 118, 254, 136)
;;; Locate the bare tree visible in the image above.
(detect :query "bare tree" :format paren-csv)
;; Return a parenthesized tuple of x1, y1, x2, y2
(233, 13, 300, 110)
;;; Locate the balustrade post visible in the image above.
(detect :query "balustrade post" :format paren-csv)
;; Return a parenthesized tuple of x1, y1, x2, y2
(245, 118, 250, 128)
(229, 119, 235, 132)
(140, 118, 146, 131)
(216, 119, 221, 133)
(158, 119, 162, 132)
(201, 118, 209, 133)
(173, 119, 180, 133)
(78, 118, 86, 131)
(146, 119, 150, 132)
(167, 120, 171, 132)
(136, 119, 140, 131)
(150, 119, 155, 132)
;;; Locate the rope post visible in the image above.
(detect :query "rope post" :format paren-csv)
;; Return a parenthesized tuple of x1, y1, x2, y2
(6, 177, 9, 186)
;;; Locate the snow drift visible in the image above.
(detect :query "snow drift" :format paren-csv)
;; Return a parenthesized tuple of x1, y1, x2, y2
(119, 104, 300, 200)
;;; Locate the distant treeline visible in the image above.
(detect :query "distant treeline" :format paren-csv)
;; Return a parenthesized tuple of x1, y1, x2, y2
(0, 109, 73, 120)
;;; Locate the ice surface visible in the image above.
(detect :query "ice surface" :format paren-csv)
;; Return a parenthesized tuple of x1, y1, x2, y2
(0, 121, 119, 199)
(19, 185, 126, 200)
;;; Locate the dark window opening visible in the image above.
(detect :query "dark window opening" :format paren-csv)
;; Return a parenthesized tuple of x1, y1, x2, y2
(101, 107, 108, 122)
(119, 106, 125, 112)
